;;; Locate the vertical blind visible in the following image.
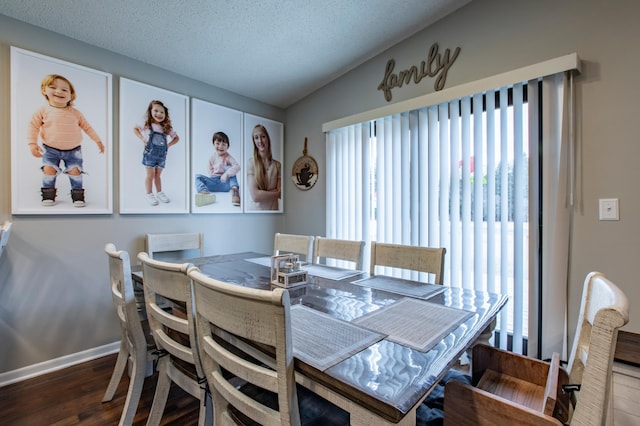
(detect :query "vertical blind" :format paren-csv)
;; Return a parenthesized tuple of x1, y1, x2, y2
(326, 71, 575, 355)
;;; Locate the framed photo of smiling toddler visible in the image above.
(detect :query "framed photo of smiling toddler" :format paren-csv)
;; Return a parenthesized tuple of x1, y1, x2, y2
(10, 47, 113, 214)
(243, 114, 284, 213)
(119, 78, 190, 214)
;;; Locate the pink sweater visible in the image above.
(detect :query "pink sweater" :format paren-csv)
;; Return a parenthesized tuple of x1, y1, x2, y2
(28, 104, 101, 150)
(209, 153, 240, 177)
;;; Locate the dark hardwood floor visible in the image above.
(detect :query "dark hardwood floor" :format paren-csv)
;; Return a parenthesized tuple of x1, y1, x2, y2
(0, 353, 201, 425)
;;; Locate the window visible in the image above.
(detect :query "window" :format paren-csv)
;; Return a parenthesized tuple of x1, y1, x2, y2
(326, 54, 578, 359)
(328, 85, 531, 352)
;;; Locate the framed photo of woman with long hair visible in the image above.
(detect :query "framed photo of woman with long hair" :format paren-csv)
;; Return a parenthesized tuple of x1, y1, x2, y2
(243, 114, 283, 213)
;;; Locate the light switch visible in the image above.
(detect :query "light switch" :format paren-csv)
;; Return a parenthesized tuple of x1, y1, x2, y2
(599, 198, 619, 221)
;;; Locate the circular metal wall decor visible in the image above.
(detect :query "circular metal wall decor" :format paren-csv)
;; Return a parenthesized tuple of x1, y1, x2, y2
(292, 137, 318, 190)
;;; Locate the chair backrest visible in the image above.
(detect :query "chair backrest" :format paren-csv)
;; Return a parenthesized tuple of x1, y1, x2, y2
(0, 221, 12, 257)
(313, 236, 366, 270)
(273, 232, 314, 262)
(145, 232, 204, 260)
(105, 244, 149, 360)
(370, 242, 446, 284)
(138, 252, 204, 380)
(566, 272, 629, 426)
(190, 268, 300, 426)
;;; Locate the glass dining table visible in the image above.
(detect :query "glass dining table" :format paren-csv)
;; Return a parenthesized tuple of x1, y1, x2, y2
(132, 251, 508, 425)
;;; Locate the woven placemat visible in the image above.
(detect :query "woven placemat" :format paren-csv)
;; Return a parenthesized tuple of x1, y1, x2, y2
(353, 298, 474, 352)
(291, 305, 385, 370)
(351, 275, 445, 299)
(302, 264, 362, 280)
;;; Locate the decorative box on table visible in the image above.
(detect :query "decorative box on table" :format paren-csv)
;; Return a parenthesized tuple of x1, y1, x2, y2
(271, 254, 307, 288)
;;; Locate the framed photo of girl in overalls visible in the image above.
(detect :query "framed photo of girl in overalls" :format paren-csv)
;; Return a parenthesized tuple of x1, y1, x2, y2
(10, 47, 113, 214)
(119, 78, 190, 214)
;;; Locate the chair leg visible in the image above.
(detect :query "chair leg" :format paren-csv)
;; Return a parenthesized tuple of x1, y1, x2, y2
(118, 351, 148, 426)
(145, 358, 172, 426)
(197, 387, 208, 426)
(212, 388, 226, 425)
(102, 341, 129, 402)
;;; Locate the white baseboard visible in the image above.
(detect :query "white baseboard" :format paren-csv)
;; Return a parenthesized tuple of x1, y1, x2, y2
(0, 341, 120, 388)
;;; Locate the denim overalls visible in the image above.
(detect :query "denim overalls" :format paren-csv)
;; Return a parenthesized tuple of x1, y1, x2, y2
(142, 128, 168, 168)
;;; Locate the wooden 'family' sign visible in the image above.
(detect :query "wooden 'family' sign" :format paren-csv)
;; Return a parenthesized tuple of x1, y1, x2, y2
(377, 42, 461, 102)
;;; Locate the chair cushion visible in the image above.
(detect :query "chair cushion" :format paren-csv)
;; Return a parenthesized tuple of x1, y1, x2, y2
(416, 369, 472, 426)
(229, 382, 350, 425)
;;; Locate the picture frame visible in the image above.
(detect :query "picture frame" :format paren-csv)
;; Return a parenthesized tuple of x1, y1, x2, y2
(10, 47, 113, 214)
(119, 78, 190, 214)
(191, 99, 244, 213)
(243, 114, 284, 213)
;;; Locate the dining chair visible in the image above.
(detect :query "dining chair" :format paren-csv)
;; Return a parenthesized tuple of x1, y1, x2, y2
(564, 271, 629, 425)
(313, 236, 366, 270)
(0, 221, 12, 258)
(369, 242, 446, 284)
(138, 252, 208, 426)
(189, 268, 350, 426)
(442, 271, 629, 426)
(145, 232, 204, 260)
(102, 243, 158, 426)
(273, 232, 314, 262)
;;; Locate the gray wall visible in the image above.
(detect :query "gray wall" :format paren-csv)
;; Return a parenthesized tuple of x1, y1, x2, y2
(2, 0, 639, 375)
(0, 15, 285, 373)
(284, 0, 640, 339)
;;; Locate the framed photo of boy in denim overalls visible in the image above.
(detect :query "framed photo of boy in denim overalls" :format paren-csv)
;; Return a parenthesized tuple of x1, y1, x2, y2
(10, 47, 113, 214)
(119, 78, 189, 214)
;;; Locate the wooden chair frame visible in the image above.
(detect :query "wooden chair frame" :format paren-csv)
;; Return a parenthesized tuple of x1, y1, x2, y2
(313, 236, 366, 270)
(274, 233, 314, 262)
(145, 232, 204, 259)
(138, 252, 207, 426)
(102, 243, 157, 426)
(370, 242, 446, 284)
(443, 271, 629, 426)
(565, 271, 629, 425)
(190, 268, 300, 425)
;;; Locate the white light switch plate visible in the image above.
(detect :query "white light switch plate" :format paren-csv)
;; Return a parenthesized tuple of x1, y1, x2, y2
(599, 198, 619, 221)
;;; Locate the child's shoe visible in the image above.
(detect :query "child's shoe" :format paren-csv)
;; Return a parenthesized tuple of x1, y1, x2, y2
(231, 187, 241, 206)
(41, 187, 56, 206)
(156, 191, 170, 203)
(71, 188, 86, 207)
(147, 193, 159, 206)
(195, 192, 216, 207)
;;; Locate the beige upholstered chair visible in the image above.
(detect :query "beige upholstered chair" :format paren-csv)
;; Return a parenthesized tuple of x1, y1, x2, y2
(145, 232, 204, 260)
(0, 221, 12, 258)
(370, 242, 446, 284)
(273, 232, 314, 262)
(138, 252, 208, 426)
(102, 243, 157, 426)
(189, 268, 349, 426)
(443, 271, 629, 426)
(313, 236, 366, 270)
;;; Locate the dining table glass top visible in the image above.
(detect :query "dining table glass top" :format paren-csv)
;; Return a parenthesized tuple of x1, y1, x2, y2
(133, 251, 508, 422)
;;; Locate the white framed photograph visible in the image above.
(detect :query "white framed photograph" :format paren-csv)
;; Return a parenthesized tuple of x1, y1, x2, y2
(10, 47, 112, 214)
(191, 99, 244, 213)
(243, 114, 283, 213)
(119, 78, 189, 214)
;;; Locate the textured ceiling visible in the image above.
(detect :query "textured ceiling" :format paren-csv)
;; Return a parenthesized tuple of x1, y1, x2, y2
(0, 0, 470, 108)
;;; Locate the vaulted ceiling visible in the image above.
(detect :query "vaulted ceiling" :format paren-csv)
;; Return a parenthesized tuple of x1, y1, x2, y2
(0, 0, 470, 108)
